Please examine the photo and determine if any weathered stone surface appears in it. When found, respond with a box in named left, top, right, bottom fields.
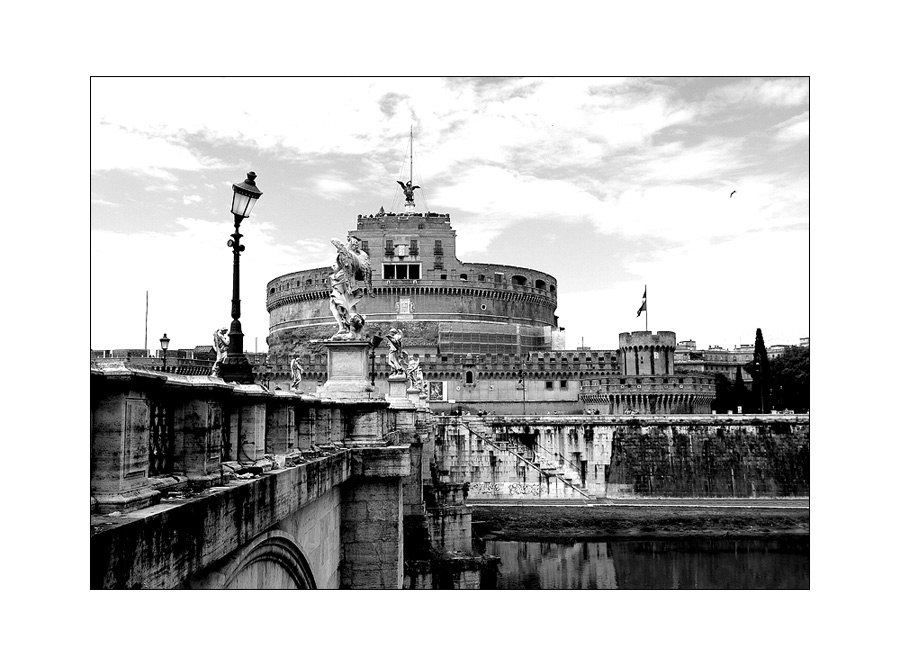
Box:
left=318, top=340, right=375, bottom=398
left=350, top=445, right=411, bottom=478
left=90, top=451, right=351, bottom=589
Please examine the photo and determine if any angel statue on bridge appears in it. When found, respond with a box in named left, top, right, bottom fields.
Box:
left=290, top=358, right=303, bottom=391
left=397, top=180, right=420, bottom=204
left=385, top=328, right=408, bottom=378
left=405, top=356, right=424, bottom=392
left=210, top=327, right=229, bottom=377
left=329, top=235, right=373, bottom=340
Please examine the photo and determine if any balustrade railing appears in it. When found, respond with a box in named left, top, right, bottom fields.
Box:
left=149, top=398, right=175, bottom=476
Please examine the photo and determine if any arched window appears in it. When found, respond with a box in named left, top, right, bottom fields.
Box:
left=465, top=370, right=474, bottom=384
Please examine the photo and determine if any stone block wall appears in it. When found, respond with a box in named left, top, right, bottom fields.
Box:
left=605, top=421, right=809, bottom=497
left=276, top=485, right=342, bottom=589
left=340, top=478, right=404, bottom=589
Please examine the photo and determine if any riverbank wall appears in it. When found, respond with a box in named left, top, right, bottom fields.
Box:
left=436, top=415, right=809, bottom=499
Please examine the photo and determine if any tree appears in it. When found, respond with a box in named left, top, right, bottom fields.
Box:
left=769, top=346, right=810, bottom=412
left=712, top=373, right=734, bottom=413
left=733, top=367, right=751, bottom=414
left=745, top=328, right=770, bottom=413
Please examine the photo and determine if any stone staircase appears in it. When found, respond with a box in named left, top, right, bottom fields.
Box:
left=451, top=418, right=591, bottom=500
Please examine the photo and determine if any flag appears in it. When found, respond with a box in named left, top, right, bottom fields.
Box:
left=636, top=286, right=646, bottom=316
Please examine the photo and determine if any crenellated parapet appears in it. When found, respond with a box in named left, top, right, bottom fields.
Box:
left=618, top=330, right=677, bottom=376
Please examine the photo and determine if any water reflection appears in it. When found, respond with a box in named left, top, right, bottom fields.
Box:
left=484, top=538, right=809, bottom=589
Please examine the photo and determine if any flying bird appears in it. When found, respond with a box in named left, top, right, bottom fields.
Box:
left=730, top=190, right=737, bottom=198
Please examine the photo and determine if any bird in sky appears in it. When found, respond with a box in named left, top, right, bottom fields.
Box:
left=730, top=190, right=737, bottom=198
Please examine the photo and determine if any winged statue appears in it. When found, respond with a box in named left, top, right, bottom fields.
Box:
left=397, top=180, right=420, bottom=204
left=328, top=235, right=373, bottom=340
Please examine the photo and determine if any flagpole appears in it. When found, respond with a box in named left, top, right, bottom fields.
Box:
left=645, top=285, right=648, bottom=332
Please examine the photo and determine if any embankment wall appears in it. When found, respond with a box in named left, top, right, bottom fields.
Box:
left=436, top=416, right=809, bottom=498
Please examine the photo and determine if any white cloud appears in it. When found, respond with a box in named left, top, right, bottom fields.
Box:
left=775, top=112, right=810, bottom=143
left=91, top=123, right=209, bottom=173
left=705, top=77, right=809, bottom=109
left=316, top=178, right=358, bottom=196
left=183, top=194, right=203, bottom=205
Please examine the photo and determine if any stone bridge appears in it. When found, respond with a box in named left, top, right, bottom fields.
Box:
left=90, top=353, right=427, bottom=590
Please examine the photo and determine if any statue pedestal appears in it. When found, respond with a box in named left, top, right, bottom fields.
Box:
left=317, top=340, right=377, bottom=399
left=406, top=387, right=422, bottom=409
left=386, top=375, right=414, bottom=409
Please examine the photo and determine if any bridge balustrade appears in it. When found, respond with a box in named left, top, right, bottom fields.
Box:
left=90, top=360, right=396, bottom=513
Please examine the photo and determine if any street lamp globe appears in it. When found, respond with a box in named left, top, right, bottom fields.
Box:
left=159, top=333, right=170, bottom=372
left=231, top=171, right=263, bottom=220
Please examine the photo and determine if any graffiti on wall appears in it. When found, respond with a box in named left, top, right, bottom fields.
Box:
left=507, top=483, right=543, bottom=496
left=467, top=481, right=543, bottom=496
left=469, top=482, right=503, bottom=495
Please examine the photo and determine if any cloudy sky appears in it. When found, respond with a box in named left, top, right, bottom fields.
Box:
left=91, top=76, right=808, bottom=354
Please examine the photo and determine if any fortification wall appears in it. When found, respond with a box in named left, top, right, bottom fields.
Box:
left=434, top=416, right=809, bottom=499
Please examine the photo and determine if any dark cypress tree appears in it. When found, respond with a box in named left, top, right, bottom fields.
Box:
left=751, top=328, right=770, bottom=413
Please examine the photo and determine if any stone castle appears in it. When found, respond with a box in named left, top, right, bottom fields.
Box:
left=264, top=192, right=714, bottom=415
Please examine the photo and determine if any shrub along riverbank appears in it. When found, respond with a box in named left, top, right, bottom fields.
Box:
left=471, top=504, right=810, bottom=540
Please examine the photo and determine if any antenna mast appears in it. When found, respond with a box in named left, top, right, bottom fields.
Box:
left=409, top=125, right=413, bottom=185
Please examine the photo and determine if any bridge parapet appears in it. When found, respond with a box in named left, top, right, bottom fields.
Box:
left=90, top=360, right=394, bottom=513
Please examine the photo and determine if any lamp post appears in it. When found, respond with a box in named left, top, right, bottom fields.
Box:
left=370, top=334, right=383, bottom=386
left=219, top=171, right=262, bottom=383
left=159, top=333, right=170, bottom=372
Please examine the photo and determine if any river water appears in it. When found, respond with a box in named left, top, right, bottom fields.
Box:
left=483, top=537, right=809, bottom=589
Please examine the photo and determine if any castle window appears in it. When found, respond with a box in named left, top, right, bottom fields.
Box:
left=535, top=279, right=546, bottom=290
left=465, top=370, right=474, bottom=384
left=434, top=240, right=443, bottom=255
left=440, top=274, right=447, bottom=280
left=560, top=380, right=568, bottom=389
left=545, top=380, right=554, bottom=390
left=460, top=273, right=468, bottom=281
left=383, top=263, right=420, bottom=280
left=361, top=240, right=369, bottom=254
left=494, top=272, right=503, bottom=283
left=512, top=275, right=527, bottom=286
left=385, top=239, right=394, bottom=256
left=410, top=239, right=418, bottom=255
left=549, top=284, right=556, bottom=292
left=478, top=274, right=486, bottom=282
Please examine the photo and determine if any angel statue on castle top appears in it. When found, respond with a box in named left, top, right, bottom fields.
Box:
left=397, top=180, right=420, bottom=204
left=328, top=235, right=373, bottom=340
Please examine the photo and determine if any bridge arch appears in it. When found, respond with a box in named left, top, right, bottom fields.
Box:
left=188, top=529, right=317, bottom=590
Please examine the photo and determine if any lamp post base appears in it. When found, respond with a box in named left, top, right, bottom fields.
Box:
left=218, top=355, right=254, bottom=384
